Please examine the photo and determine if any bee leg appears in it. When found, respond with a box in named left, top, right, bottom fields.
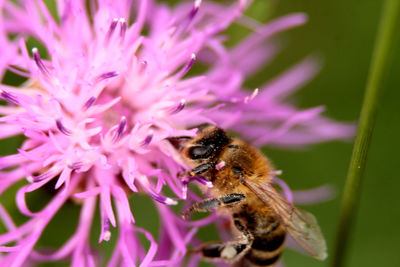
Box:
left=220, top=193, right=246, bottom=205
left=200, top=219, right=253, bottom=263
left=182, top=194, right=245, bottom=219
left=189, top=162, right=215, bottom=176
left=177, top=162, right=215, bottom=180
left=200, top=240, right=250, bottom=262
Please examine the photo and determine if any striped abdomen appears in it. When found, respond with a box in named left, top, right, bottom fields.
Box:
left=235, top=209, right=286, bottom=267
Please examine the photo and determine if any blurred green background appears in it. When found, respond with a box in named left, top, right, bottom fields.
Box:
left=249, top=1, right=400, bottom=267
left=1, top=0, right=399, bottom=267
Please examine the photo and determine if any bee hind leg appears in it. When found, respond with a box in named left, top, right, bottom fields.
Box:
left=199, top=220, right=253, bottom=264
left=182, top=193, right=245, bottom=219
left=199, top=240, right=250, bottom=263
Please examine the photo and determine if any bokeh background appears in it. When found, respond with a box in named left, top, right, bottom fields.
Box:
left=1, top=0, right=399, bottom=267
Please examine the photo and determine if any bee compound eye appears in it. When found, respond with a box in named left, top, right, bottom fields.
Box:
left=189, top=145, right=213, bottom=159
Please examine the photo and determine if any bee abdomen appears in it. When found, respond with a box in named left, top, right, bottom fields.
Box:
left=244, top=249, right=281, bottom=267
left=244, top=225, right=286, bottom=266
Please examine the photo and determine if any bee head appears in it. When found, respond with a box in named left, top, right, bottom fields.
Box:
left=181, top=125, right=232, bottom=164
left=167, top=125, right=231, bottom=163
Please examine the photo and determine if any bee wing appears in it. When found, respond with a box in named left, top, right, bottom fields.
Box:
left=244, top=178, right=328, bottom=260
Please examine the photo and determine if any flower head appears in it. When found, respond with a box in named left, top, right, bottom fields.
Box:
left=0, top=0, right=353, bottom=266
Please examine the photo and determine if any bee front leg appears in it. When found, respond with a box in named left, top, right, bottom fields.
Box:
left=182, top=194, right=245, bottom=219
left=189, top=162, right=215, bottom=176
left=177, top=162, right=216, bottom=181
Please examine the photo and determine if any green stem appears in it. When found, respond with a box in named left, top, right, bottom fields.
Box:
left=332, top=1, right=400, bottom=267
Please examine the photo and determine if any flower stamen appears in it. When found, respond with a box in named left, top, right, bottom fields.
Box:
left=113, top=116, right=127, bottom=143
left=68, top=162, right=83, bottom=170
left=215, top=161, right=226, bottom=170
left=55, top=119, right=72, bottom=136
left=32, top=48, right=50, bottom=77
left=96, top=71, right=119, bottom=82
left=119, top=18, right=127, bottom=41
left=244, top=88, right=259, bottom=104
left=189, top=0, right=202, bottom=20
left=150, top=192, right=178, bottom=205
left=100, top=214, right=111, bottom=242
left=138, top=60, right=148, bottom=74
left=105, top=18, right=119, bottom=43
left=169, top=99, right=186, bottom=115
left=176, top=54, right=196, bottom=78
left=141, top=130, right=154, bottom=146
left=82, top=96, right=96, bottom=110
left=0, top=91, right=19, bottom=105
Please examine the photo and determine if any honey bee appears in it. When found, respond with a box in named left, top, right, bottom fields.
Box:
left=168, top=125, right=327, bottom=266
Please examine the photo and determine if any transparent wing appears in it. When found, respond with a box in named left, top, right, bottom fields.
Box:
left=244, top=178, right=327, bottom=260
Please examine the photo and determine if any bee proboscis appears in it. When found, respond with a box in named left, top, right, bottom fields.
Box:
left=168, top=125, right=327, bottom=266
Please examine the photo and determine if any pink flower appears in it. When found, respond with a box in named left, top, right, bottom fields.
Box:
left=0, top=0, right=353, bottom=266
